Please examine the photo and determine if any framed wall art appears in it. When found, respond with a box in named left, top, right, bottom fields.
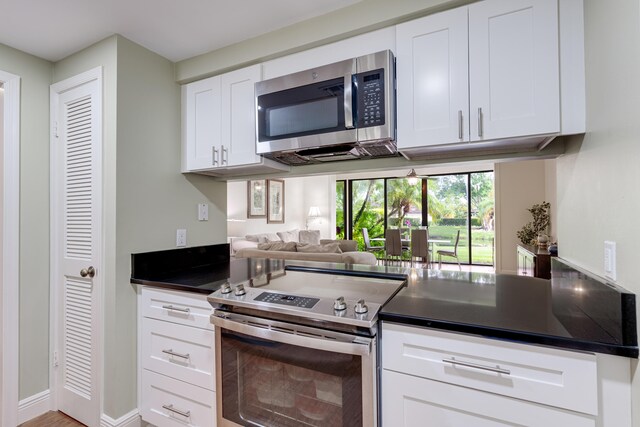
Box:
left=247, top=179, right=267, bottom=218
left=267, top=179, right=285, bottom=224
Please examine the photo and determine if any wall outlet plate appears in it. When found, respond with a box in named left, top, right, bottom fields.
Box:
left=198, top=203, right=208, bottom=221
left=177, top=229, right=187, bottom=247
left=604, top=241, right=616, bottom=281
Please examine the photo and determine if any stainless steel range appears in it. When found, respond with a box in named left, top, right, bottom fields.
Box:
left=208, top=266, right=406, bottom=427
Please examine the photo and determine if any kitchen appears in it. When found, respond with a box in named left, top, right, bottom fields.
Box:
left=1, top=0, right=639, bottom=426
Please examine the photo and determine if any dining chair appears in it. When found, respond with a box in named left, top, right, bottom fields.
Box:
left=437, top=229, right=462, bottom=270
left=362, top=228, right=385, bottom=261
left=385, top=229, right=405, bottom=266
left=410, top=229, right=431, bottom=268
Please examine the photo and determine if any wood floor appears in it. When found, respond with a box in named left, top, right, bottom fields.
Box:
left=20, top=411, right=85, bottom=427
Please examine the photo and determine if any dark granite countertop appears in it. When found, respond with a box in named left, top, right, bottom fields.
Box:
left=130, top=245, right=638, bottom=358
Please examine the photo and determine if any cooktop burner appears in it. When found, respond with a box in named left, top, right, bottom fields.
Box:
left=207, top=267, right=406, bottom=329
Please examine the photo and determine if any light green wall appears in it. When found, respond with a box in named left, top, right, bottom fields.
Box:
left=111, top=36, right=227, bottom=418
left=175, top=0, right=472, bottom=83
left=555, top=0, right=640, bottom=424
left=0, top=43, right=53, bottom=400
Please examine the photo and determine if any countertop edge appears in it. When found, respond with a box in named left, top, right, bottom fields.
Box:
left=379, top=313, right=639, bottom=359
left=130, top=278, right=216, bottom=295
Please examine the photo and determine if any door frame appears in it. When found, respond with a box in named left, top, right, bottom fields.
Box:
left=49, top=66, right=104, bottom=425
left=1, top=70, right=21, bottom=427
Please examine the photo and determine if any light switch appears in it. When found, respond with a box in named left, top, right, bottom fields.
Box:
left=177, top=229, right=187, bottom=247
left=198, top=203, right=209, bottom=221
left=604, top=241, right=616, bottom=281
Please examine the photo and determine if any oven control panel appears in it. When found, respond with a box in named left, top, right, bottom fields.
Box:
left=255, top=292, right=319, bottom=309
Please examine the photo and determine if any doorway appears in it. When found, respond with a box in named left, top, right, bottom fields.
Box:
left=1, top=70, right=21, bottom=427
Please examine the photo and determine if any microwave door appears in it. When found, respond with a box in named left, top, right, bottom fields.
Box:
left=256, top=76, right=357, bottom=153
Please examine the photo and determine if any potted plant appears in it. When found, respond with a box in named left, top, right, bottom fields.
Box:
left=517, top=201, right=551, bottom=247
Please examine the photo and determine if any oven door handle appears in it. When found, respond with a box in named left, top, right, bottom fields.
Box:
left=212, top=314, right=372, bottom=356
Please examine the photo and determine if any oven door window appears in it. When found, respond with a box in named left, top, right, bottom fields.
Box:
left=257, top=77, right=348, bottom=142
left=220, top=327, right=363, bottom=427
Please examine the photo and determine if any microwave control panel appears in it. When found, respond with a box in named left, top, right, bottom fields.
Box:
left=355, top=68, right=385, bottom=128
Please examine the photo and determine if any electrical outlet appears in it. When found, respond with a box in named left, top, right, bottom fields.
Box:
left=176, top=229, right=187, bottom=247
left=604, top=241, right=616, bottom=281
left=198, top=203, right=209, bottom=221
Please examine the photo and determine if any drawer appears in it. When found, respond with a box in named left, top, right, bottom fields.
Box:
left=381, top=322, right=598, bottom=415
left=142, top=317, right=215, bottom=391
left=382, top=370, right=595, bottom=427
left=141, top=369, right=215, bottom=427
left=141, top=286, right=213, bottom=329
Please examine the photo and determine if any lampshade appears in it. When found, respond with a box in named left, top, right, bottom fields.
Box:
left=226, top=218, right=246, bottom=237
left=406, top=169, right=419, bottom=185
left=307, top=206, right=321, bottom=218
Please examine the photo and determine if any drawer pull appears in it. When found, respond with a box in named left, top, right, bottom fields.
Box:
left=162, top=304, right=190, bottom=314
left=162, top=404, right=191, bottom=418
left=162, top=348, right=190, bottom=360
left=442, top=357, right=510, bottom=375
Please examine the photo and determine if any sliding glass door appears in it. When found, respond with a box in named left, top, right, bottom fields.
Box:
left=336, top=170, right=494, bottom=266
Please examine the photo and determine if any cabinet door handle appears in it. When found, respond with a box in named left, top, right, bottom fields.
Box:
left=458, top=110, right=463, bottom=140
left=162, top=404, right=191, bottom=418
left=442, top=357, right=510, bottom=375
left=477, top=107, right=483, bottom=138
left=212, top=147, right=219, bottom=166
left=162, top=348, right=190, bottom=360
left=161, top=304, right=190, bottom=314
left=221, top=145, right=228, bottom=165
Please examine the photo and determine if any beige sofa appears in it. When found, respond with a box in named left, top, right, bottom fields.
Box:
left=235, top=239, right=377, bottom=266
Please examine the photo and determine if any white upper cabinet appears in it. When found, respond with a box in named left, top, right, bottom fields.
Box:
left=221, top=64, right=262, bottom=167
left=182, top=64, right=289, bottom=175
left=469, top=0, right=559, bottom=141
left=396, top=7, right=469, bottom=149
left=397, top=0, right=575, bottom=154
left=182, top=76, right=221, bottom=171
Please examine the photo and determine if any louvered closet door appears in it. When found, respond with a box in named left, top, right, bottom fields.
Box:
left=53, top=71, right=102, bottom=427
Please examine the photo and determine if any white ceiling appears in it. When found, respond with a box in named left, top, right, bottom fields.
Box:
left=1, top=0, right=360, bottom=62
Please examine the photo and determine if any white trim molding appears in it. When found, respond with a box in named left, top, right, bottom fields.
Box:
left=100, top=409, right=141, bottom=427
left=1, top=69, right=21, bottom=427
left=18, top=390, right=51, bottom=424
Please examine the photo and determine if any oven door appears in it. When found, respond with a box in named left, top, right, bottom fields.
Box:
left=212, top=311, right=376, bottom=427
left=255, top=58, right=357, bottom=154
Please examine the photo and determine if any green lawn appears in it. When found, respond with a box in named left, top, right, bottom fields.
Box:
left=428, top=225, right=494, bottom=265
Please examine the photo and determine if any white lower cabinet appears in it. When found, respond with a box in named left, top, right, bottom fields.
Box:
left=139, top=286, right=216, bottom=427
left=381, top=322, right=632, bottom=427
left=382, top=370, right=594, bottom=427
left=141, top=370, right=216, bottom=427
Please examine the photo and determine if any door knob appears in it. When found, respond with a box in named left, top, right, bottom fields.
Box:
left=80, top=266, right=96, bottom=278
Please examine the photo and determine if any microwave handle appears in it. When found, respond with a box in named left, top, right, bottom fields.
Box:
left=344, top=74, right=354, bottom=129
left=212, top=312, right=371, bottom=356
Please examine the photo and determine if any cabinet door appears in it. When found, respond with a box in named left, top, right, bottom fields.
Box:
left=221, top=64, right=262, bottom=167
left=469, top=0, right=559, bottom=142
left=182, top=76, right=221, bottom=171
left=382, top=370, right=595, bottom=427
left=396, top=7, right=469, bottom=149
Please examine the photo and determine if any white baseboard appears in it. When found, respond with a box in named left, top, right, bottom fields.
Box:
left=101, top=409, right=141, bottom=427
left=18, top=389, right=51, bottom=424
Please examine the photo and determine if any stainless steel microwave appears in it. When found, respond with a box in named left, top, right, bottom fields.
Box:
left=255, top=50, right=396, bottom=165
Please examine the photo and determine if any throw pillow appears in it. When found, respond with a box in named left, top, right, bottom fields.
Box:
left=277, top=229, right=300, bottom=242
left=320, top=239, right=358, bottom=252
left=299, top=230, right=321, bottom=245
left=297, top=242, right=342, bottom=253
left=257, top=241, right=297, bottom=252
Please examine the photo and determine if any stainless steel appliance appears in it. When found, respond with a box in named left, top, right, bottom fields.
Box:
left=255, top=50, right=396, bottom=165
left=208, top=266, right=406, bottom=427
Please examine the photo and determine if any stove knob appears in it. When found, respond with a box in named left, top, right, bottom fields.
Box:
left=333, top=296, right=347, bottom=311
left=354, top=299, right=368, bottom=314
left=220, top=282, right=232, bottom=294
left=234, top=284, right=246, bottom=296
